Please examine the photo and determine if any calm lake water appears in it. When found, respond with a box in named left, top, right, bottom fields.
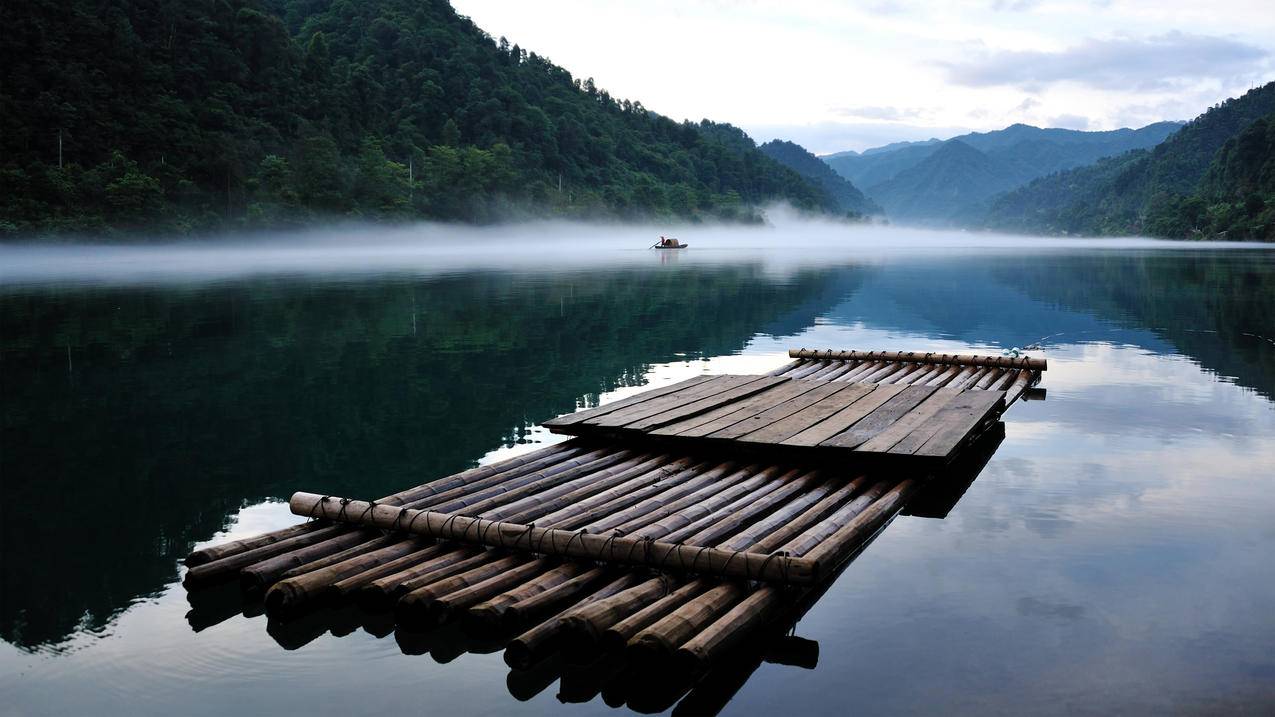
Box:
left=3, top=223, right=1274, bottom=715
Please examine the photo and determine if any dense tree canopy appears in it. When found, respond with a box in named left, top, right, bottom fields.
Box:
left=0, top=0, right=831, bottom=236
left=984, top=82, right=1275, bottom=239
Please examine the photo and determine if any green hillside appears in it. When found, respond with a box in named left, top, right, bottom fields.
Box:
left=0, top=0, right=828, bottom=236
left=985, top=82, right=1275, bottom=239
left=759, top=140, right=881, bottom=216
left=825, top=122, right=1179, bottom=224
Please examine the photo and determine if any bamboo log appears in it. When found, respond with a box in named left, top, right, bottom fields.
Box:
left=417, top=559, right=552, bottom=626
left=1005, top=370, right=1036, bottom=405
left=463, top=561, right=590, bottom=627
left=627, top=582, right=746, bottom=666
left=836, top=360, right=885, bottom=382
left=767, top=359, right=807, bottom=376
left=288, top=493, right=814, bottom=583
left=499, top=567, right=611, bottom=628
left=184, top=441, right=581, bottom=568
left=731, top=476, right=867, bottom=552
left=185, top=521, right=326, bottom=567
left=787, top=360, right=829, bottom=379
left=504, top=574, right=641, bottom=670
left=578, top=461, right=742, bottom=533
left=975, top=367, right=1004, bottom=389
left=805, top=478, right=921, bottom=577
left=264, top=538, right=430, bottom=614
left=860, top=362, right=904, bottom=383
left=620, top=466, right=784, bottom=539
left=924, top=365, right=963, bottom=387
left=536, top=459, right=706, bottom=529
left=600, top=581, right=706, bottom=653
left=327, top=543, right=447, bottom=599
left=556, top=577, right=675, bottom=660
left=788, top=348, right=1047, bottom=371
left=395, top=554, right=532, bottom=627
left=486, top=453, right=668, bottom=523
left=660, top=469, right=814, bottom=546
left=238, top=529, right=382, bottom=592
left=276, top=535, right=402, bottom=582
left=878, top=363, right=923, bottom=385
left=359, top=546, right=486, bottom=609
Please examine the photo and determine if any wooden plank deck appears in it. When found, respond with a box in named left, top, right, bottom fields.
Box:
left=544, top=350, right=1043, bottom=465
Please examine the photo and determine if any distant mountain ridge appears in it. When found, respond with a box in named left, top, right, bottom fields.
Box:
left=984, top=82, right=1275, bottom=239
left=823, top=122, right=1182, bottom=224
left=759, top=140, right=881, bottom=216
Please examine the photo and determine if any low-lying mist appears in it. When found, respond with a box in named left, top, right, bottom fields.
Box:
left=1, top=208, right=1268, bottom=288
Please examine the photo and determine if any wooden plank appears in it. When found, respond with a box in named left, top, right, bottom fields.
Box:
left=652, top=379, right=828, bottom=437
left=585, top=376, right=749, bottom=427
left=855, top=386, right=963, bottom=453
left=911, top=390, right=1006, bottom=458
left=623, top=375, right=789, bottom=432
left=707, top=381, right=855, bottom=440
left=821, top=384, right=939, bottom=449
left=542, top=375, right=713, bottom=427
left=737, top=383, right=877, bottom=445
left=780, top=383, right=908, bottom=447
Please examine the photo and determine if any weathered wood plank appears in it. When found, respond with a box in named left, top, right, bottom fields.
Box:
left=653, top=379, right=827, bottom=437
left=707, top=381, right=856, bottom=440
left=542, top=375, right=713, bottom=427
left=585, top=376, right=748, bottom=427
left=736, top=383, right=876, bottom=445
left=855, top=386, right=963, bottom=453
left=912, top=390, right=1006, bottom=458
left=781, top=383, right=908, bottom=447
left=623, top=375, right=789, bottom=431
left=821, top=384, right=939, bottom=449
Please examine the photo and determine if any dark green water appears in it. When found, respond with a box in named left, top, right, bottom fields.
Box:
left=3, top=229, right=1274, bottom=715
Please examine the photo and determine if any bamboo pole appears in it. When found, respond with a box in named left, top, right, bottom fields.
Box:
left=264, top=538, right=431, bottom=613
left=767, top=359, right=807, bottom=376
left=536, top=459, right=707, bottom=529
left=456, top=560, right=591, bottom=627
left=600, top=581, right=707, bottom=653
left=836, top=360, right=885, bottom=382
left=788, top=348, right=1047, bottom=371
left=504, top=574, right=641, bottom=669
left=184, top=441, right=581, bottom=568
left=327, top=543, right=447, bottom=600
left=359, top=546, right=486, bottom=609
left=184, top=442, right=591, bottom=587
left=498, top=567, right=612, bottom=628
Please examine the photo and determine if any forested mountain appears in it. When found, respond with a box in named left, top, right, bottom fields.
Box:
left=866, top=141, right=1016, bottom=222
left=985, top=82, right=1275, bottom=239
left=0, top=0, right=831, bottom=236
left=759, top=140, right=881, bottom=216
left=823, top=122, right=1180, bottom=224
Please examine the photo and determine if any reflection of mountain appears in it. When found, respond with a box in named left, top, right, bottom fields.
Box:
left=822, top=253, right=1275, bottom=401
left=0, top=265, right=864, bottom=650
left=991, top=252, right=1275, bottom=402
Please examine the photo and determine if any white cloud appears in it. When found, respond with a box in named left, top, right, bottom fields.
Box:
left=941, top=32, right=1269, bottom=90
left=452, top=0, right=1275, bottom=153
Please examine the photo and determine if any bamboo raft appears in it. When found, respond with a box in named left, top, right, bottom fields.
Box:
left=183, top=348, right=1044, bottom=710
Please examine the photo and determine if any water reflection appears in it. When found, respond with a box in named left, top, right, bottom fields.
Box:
left=3, top=239, right=1275, bottom=715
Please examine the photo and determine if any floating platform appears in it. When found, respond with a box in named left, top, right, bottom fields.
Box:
left=544, top=350, right=1042, bottom=466
left=182, top=348, right=1044, bottom=710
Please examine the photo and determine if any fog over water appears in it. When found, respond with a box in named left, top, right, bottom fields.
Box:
left=3, top=212, right=1270, bottom=287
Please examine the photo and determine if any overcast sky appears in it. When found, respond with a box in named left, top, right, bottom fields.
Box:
left=451, top=0, right=1275, bottom=153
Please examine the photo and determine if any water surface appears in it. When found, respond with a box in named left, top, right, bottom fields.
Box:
left=3, top=224, right=1274, bottom=715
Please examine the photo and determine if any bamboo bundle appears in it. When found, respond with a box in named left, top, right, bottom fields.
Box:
left=676, top=479, right=922, bottom=671
left=396, top=554, right=535, bottom=627
left=504, top=573, right=642, bottom=669
left=458, top=561, right=590, bottom=627
left=836, top=360, right=885, bottom=382
left=599, top=581, right=707, bottom=653
left=265, top=538, right=431, bottom=613
left=185, top=441, right=582, bottom=568
left=485, top=567, right=612, bottom=629
left=788, top=348, right=1047, bottom=371
left=767, top=359, right=807, bottom=376
left=359, top=546, right=488, bottom=609
left=276, top=535, right=405, bottom=581
left=184, top=441, right=593, bottom=587
left=412, top=559, right=554, bottom=626
left=326, top=543, right=449, bottom=599
left=537, top=459, right=710, bottom=529
left=578, top=461, right=745, bottom=533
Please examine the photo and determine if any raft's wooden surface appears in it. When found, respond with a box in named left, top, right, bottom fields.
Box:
left=544, top=351, right=1041, bottom=465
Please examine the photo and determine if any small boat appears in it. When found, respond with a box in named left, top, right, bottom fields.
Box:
left=654, top=242, right=688, bottom=249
